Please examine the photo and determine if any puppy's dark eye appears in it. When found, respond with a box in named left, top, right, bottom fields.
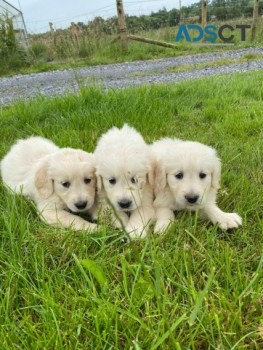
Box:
left=62, top=181, right=70, bottom=188
left=109, top=178, right=116, bottom=185
left=84, top=178, right=91, bottom=184
left=175, top=172, right=184, bottom=180
left=131, top=177, right=137, bottom=184
left=199, top=172, right=207, bottom=179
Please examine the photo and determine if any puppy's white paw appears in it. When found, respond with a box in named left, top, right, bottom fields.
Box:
left=216, top=212, right=242, bottom=230
left=69, top=221, right=98, bottom=232
left=125, top=225, right=148, bottom=239
left=112, top=212, right=129, bottom=229
left=154, top=220, right=171, bottom=234
left=114, top=219, right=126, bottom=229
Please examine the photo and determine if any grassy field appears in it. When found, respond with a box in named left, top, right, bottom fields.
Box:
left=0, top=71, right=262, bottom=349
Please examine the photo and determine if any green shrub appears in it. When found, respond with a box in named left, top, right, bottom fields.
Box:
left=78, top=41, right=93, bottom=58
left=0, top=15, right=30, bottom=74
left=29, top=41, right=48, bottom=59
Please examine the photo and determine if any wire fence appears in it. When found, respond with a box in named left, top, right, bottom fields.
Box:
left=1, top=0, right=263, bottom=63
left=0, top=0, right=262, bottom=75
left=1, top=1, right=261, bottom=36
left=0, top=0, right=28, bottom=47
left=26, top=1, right=262, bottom=35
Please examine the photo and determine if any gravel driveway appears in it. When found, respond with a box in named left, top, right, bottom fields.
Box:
left=1, top=47, right=263, bottom=106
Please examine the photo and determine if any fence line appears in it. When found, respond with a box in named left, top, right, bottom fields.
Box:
left=251, top=0, right=259, bottom=40
left=113, top=0, right=261, bottom=50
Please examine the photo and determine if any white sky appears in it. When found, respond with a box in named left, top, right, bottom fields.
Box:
left=8, top=0, right=197, bottom=34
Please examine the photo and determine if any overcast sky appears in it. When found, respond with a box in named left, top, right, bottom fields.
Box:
left=7, top=0, right=197, bottom=34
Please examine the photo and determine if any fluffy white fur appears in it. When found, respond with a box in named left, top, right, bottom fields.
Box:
left=1, top=136, right=98, bottom=231
left=151, top=138, right=242, bottom=233
left=94, top=124, right=155, bottom=239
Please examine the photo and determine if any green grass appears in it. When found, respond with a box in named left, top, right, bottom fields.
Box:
left=0, top=71, right=262, bottom=349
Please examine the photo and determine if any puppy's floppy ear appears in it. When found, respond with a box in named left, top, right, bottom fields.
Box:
left=154, top=159, right=167, bottom=194
left=211, top=153, right=221, bottom=190
left=35, top=160, right=54, bottom=199
left=147, top=156, right=156, bottom=188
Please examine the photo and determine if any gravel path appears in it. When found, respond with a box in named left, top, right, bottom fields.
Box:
left=1, top=47, right=263, bottom=106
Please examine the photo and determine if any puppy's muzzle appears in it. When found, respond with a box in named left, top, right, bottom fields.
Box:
left=74, top=201, right=88, bottom=210
left=185, top=195, right=199, bottom=204
left=118, top=199, right=132, bottom=210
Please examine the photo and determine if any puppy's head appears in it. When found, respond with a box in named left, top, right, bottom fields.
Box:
left=35, top=148, right=96, bottom=212
left=97, top=158, right=153, bottom=212
left=155, top=140, right=221, bottom=210
left=95, top=125, right=154, bottom=212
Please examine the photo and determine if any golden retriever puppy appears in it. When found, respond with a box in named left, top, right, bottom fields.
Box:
left=1, top=136, right=98, bottom=231
left=94, top=124, right=155, bottom=239
left=152, top=138, right=242, bottom=233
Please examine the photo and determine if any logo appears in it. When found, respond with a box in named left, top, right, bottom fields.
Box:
left=175, top=24, right=251, bottom=45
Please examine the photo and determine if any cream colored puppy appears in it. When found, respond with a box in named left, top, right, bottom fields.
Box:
left=152, top=138, right=242, bottom=233
left=1, top=136, right=98, bottom=231
left=94, top=124, right=155, bottom=239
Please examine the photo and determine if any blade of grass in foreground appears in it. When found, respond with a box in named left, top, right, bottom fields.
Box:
left=189, top=267, right=215, bottom=326
left=151, top=314, right=188, bottom=350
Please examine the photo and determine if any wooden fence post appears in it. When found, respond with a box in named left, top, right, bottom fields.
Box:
left=201, top=0, right=207, bottom=29
left=116, top=0, right=128, bottom=50
left=251, top=0, right=259, bottom=41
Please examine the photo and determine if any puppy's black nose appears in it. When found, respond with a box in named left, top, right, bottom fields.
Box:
left=118, top=199, right=132, bottom=209
left=75, top=201, right=88, bottom=210
left=185, top=195, right=199, bottom=204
